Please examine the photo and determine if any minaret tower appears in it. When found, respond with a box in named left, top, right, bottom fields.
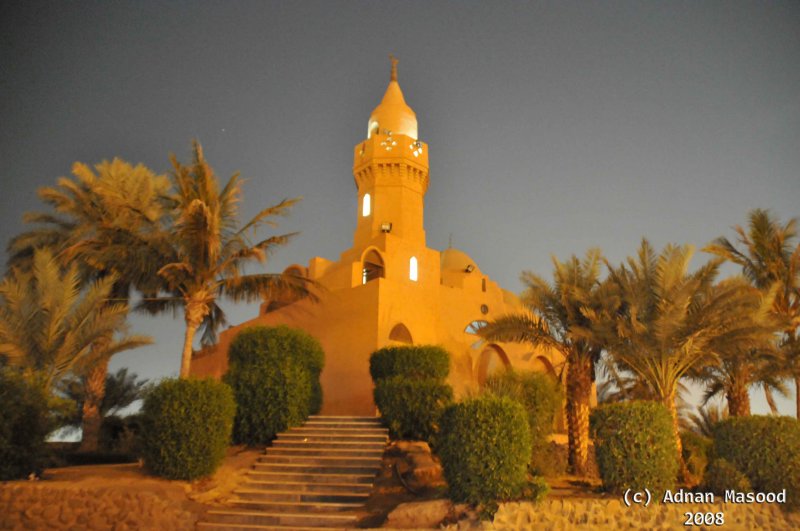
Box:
left=352, top=57, right=430, bottom=249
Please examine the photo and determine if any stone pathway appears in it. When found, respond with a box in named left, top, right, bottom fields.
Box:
left=198, top=416, right=388, bottom=530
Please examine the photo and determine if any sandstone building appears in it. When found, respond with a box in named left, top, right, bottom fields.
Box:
left=192, top=60, right=562, bottom=415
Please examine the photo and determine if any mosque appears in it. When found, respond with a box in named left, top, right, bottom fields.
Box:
left=191, top=59, right=563, bottom=415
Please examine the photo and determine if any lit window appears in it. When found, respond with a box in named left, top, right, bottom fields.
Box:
left=409, top=256, right=418, bottom=282
left=362, top=193, right=371, bottom=217
left=465, top=320, right=488, bottom=334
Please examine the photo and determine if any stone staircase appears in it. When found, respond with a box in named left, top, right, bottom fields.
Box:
left=198, top=416, right=387, bottom=530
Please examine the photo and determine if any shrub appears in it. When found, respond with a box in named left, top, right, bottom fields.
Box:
left=99, top=414, right=143, bottom=454
left=713, top=416, right=800, bottom=509
left=369, top=345, right=450, bottom=381
left=703, top=458, right=751, bottom=495
left=484, top=371, right=561, bottom=450
left=141, top=378, right=235, bottom=480
left=438, top=395, right=532, bottom=510
left=0, top=370, right=53, bottom=480
left=681, top=430, right=712, bottom=488
left=373, top=376, right=453, bottom=442
left=590, top=401, right=678, bottom=498
left=225, top=326, right=325, bottom=444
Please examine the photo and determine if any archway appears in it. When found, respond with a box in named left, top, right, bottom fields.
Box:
left=362, top=249, right=385, bottom=284
left=389, top=323, right=413, bottom=344
left=476, top=344, right=511, bottom=386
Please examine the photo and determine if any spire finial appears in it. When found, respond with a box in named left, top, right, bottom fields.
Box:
left=389, top=54, right=398, bottom=82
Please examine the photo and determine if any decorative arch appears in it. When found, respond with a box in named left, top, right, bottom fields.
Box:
left=476, top=344, right=511, bottom=386
left=361, top=248, right=385, bottom=284
left=389, top=323, right=413, bottom=344
left=464, top=320, right=488, bottom=334
left=529, top=355, right=558, bottom=380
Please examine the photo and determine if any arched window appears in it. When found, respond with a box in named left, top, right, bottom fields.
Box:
left=389, top=323, right=413, bottom=344
left=465, top=320, right=488, bottom=334
left=362, top=249, right=384, bottom=284
left=409, top=256, right=418, bottom=281
left=362, top=193, right=371, bottom=217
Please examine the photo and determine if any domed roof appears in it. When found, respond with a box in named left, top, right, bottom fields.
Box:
left=368, top=57, right=418, bottom=139
left=440, top=248, right=482, bottom=274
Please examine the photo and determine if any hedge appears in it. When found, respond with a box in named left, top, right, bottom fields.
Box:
left=369, top=345, right=450, bottom=381
left=0, top=370, right=53, bottom=480
left=373, top=376, right=453, bottom=442
left=713, top=416, right=800, bottom=510
left=681, top=430, right=712, bottom=488
left=590, top=401, right=678, bottom=498
left=704, top=458, right=752, bottom=495
left=438, top=395, right=532, bottom=509
left=225, top=326, right=325, bottom=444
left=484, top=371, right=561, bottom=450
left=140, top=378, right=235, bottom=480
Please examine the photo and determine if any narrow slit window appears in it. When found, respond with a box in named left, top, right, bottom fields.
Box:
left=362, top=193, right=371, bottom=217
left=409, top=256, right=418, bottom=282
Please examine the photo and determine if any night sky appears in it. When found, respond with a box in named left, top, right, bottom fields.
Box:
left=2, top=1, right=799, bottom=415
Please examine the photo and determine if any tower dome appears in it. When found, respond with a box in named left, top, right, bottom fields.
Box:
left=367, top=56, right=418, bottom=139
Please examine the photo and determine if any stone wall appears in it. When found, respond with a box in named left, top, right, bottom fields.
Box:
left=485, top=500, right=800, bottom=530
left=0, top=484, right=196, bottom=531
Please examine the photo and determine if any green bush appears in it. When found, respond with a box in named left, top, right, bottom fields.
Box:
left=373, top=376, right=453, bottom=442
left=681, top=430, right=712, bottom=488
left=590, top=401, right=678, bottom=498
left=703, top=458, right=751, bottom=495
left=369, top=345, right=450, bottom=381
left=713, top=416, right=800, bottom=509
left=484, top=371, right=561, bottom=450
left=225, top=326, right=325, bottom=444
left=438, top=395, right=532, bottom=510
left=141, top=378, right=235, bottom=480
left=99, top=414, right=143, bottom=454
left=0, top=370, right=53, bottom=480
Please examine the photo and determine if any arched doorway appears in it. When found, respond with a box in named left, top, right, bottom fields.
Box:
left=476, top=344, right=511, bottom=386
left=389, top=323, right=413, bottom=344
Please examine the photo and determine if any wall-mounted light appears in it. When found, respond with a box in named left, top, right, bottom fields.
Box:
left=381, top=222, right=393, bottom=233
left=465, top=264, right=475, bottom=273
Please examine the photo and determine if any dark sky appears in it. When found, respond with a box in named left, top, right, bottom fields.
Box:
left=2, top=1, right=799, bottom=415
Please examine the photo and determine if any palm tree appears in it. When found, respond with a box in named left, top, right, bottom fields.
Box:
left=7, top=158, right=168, bottom=451
left=146, top=142, right=314, bottom=377
left=599, top=240, right=777, bottom=474
left=691, top=330, right=786, bottom=417
left=704, top=209, right=800, bottom=418
left=680, top=404, right=728, bottom=438
left=478, top=249, right=612, bottom=476
left=61, top=368, right=150, bottom=427
left=0, top=249, right=150, bottom=392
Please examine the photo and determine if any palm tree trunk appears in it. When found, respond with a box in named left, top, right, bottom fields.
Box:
left=727, top=384, right=751, bottom=417
left=796, top=376, right=800, bottom=420
left=765, top=387, right=779, bottom=415
left=566, top=356, right=592, bottom=476
left=180, top=299, right=208, bottom=378
left=180, top=319, right=199, bottom=378
left=665, top=396, right=688, bottom=484
left=78, top=358, right=108, bottom=452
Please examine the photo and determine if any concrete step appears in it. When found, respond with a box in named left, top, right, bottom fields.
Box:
left=229, top=498, right=364, bottom=513
left=265, top=446, right=384, bottom=458
left=252, top=462, right=381, bottom=475
left=198, top=523, right=347, bottom=531
left=245, top=470, right=376, bottom=484
left=234, top=488, right=369, bottom=503
left=204, top=509, right=357, bottom=528
left=242, top=478, right=374, bottom=493
left=277, top=432, right=387, bottom=443
left=272, top=439, right=386, bottom=450
left=304, top=420, right=384, bottom=429
left=287, top=426, right=388, bottom=435
left=257, top=455, right=382, bottom=466
left=308, top=415, right=379, bottom=423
